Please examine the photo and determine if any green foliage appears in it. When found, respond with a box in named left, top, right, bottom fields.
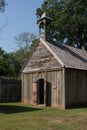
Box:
left=0, top=32, right=37, bottom=78
left=0, top=48, right=8, bottom=76
left=14, top=32, right=37, bottom=73
left=0, top=48, right=21, bottom=77
left=7, top=52, right=21, bottom=77
left=14, top=32, right=37, bottom=62
left=36, top=0, right=87, bottom=49
left=14, top=39, right=38, bottom=73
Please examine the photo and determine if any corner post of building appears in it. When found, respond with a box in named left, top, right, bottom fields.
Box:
left=21, top=73, right=24, bottom=103
left=44, top=80, right=46, bottom=106
left=62, top=67, right=66, bottom=109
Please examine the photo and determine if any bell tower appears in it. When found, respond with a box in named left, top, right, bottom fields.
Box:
left=37, top=0, right=53, bottom=41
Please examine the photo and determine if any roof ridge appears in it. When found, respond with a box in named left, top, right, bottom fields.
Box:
left=40, top=38, right=65, bottom=67
left=54, top=41, right=87, bottom=53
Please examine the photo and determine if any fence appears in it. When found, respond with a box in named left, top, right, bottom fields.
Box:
left=0, top=78, right=21, bottom=103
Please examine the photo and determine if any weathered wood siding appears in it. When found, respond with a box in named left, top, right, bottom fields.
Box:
left=22, top=39, right=87, bottom=109
left=46, top=70, right=65, bottom=108
left=22, top=72, right=45, bottom=104
left=22, top=74, right=33, bottom=104
left=65, top=69, right=87, bottom=108
left=22, top=40, right=65, bottom=108
left=23, top=42, right=62, bottom=72
left=22, top=69, right=65, bottom=109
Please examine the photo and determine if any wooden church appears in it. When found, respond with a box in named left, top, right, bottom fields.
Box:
left=21, top=7, right=87, bottom=109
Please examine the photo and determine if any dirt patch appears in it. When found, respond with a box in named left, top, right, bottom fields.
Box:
left=48, top=118, right=65, bottom=124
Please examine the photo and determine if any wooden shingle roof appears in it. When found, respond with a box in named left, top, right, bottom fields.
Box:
left=22, top=38, right=87, bottom=73
left=42, top=39, right=87, bottom=70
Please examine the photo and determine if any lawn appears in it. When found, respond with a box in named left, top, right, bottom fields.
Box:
left=0, top=103, right=87, bottom=130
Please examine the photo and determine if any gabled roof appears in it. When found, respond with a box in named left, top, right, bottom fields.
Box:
left=22, top=38, right=87, bottom=73
left=40, top=38, right=87, bottom=70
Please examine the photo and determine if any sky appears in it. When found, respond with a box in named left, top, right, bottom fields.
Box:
left=0, top=0, right=43, bottom=53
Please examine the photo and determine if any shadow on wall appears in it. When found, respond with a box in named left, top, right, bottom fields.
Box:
left=0, top=104, right=42, bottom=114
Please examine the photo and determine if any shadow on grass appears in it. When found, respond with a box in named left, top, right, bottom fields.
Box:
left=0, top=104, right=42, bottom=114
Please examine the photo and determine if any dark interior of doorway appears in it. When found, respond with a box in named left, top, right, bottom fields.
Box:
left=37, top=79, right=44, bottom=104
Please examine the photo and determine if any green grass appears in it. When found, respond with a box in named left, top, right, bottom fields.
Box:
left=0, top=103, right=87, bottom=130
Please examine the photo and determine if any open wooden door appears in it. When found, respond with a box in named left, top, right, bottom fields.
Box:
left=46, top=81, right=51, bottom=106
left=32, top=79, right=45, bottom=105
left=32, top=78, right=51, bottom=106
left=32, top=82, right=37, bottom=105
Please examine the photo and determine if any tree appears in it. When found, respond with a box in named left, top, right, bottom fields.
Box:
left=0, top=0, right=7, bottom=33
left=14, top=38, right=37, bottom=77
left=0, top=1, right=8, bottom=78
left=0, top=48, right=9, bottom=76
left=14, top=32, right=37, bottom=66
left=0, top=0, right=6, bottom=12
left=15, top=32, right=37, bottom=53
left=0, top=32, right=37, bottom=78
left=7, top=52, right=21, bottom=78
left=0, top=49, right=21, bottom=78
left=36, top=0, right=87, bottom=49
left=15, top=32, right=37, bottom=50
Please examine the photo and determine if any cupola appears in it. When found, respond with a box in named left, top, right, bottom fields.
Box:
left=37, top=1, right=53, bottom=42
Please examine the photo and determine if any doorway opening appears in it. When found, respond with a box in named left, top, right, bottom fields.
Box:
left=33, top=78, right=51, bottom=106
left=37, top=79, right=44, bottom=105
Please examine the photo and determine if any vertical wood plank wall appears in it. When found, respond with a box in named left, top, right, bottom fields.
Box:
left=65, top=69, right=87, bottom=108
left=22, top=68, right=87, bottom=108
left=22, top=69, right=65, bottom=108
left=23, top=74, right=33, bottom=104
